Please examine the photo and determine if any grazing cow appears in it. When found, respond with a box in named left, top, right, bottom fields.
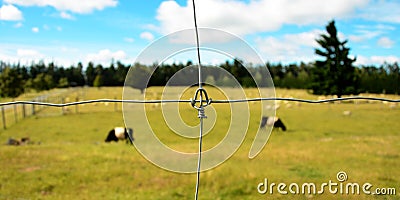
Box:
left=260, top=116, right=287, bottom=131
left=6, top=137, right=32, bottom=146
left=105, top=127, right=134, bottom=144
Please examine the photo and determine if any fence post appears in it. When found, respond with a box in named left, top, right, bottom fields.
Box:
left=32, top=101, right=36, bottom=115
left=1, top=106, right=6, bottom=130
left=22, top=104, right=26, bottom=118
left=14, top=104, right=18, bottom=123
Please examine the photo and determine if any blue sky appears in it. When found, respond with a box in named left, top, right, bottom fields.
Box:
left=0, top=0, right=399, bottom=67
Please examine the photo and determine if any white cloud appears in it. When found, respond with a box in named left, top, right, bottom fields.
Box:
left=0, top=48, right=53, bottom=65
left=14, top=22, right=23, bottom=28
left=60, top=11, right=74, bottom=20
left=140, top=32, right=154, bottom=41
left=16, top=49, right=46, bottom=63
left=358, top=0, right=400, bottom=23
left=156, top=0, right=368, bottom=36
left=32, top=27, right=39, bottom=33
left=349, top=30, right=381, bottom=43
left=0, top=4, right=23, bottom=21
left=165, top=28, right=237, bottom=45
left=144, top=23, right=160, bottom=33
left=356, top=55, right=400, bottom=65
left=4, top=0, right=118, bottom=14
left=377, top=37, right=394, bottom=48
left=56, top=26, right=62, bottom=31
left=85, top=49, right=127, bottom=65
left=348, top=24, right=396, bottom=43
left=0, top=42, right=140, bottom=67
left=17, top=49, right=43, bottom=57
left=374, top=24, right=396, bottom=31
left=284, top=30, right=324, bottom=47
left=124, top=37, right=134, bottom=43
left=256, top=29, right=323, bottom=63
left=60, top=46, right=79, bottom=53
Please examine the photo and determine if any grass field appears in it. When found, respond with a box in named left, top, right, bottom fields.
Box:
left=0, top=87, right=399, bottom=199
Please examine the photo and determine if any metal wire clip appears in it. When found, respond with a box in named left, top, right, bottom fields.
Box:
left=190, top=88, right=212, bottom=119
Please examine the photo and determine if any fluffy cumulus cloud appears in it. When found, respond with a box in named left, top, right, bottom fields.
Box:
left=85, top=49, right=127, bottom=65
left=3, top=47, right=74, bottom=66
left=256, top=29, right=324, bottom=63
left=4, top=0, right=117, bottom=14
left=0, top=4, right=23, bottom=21
left=14, top=49, right=47, bottom=63
left=17, top=49, right=43, bottom=57
left=140, top=32, right=155, bottom=41
left=156, top=0, right=369, bottom=36
left=377, top=37, right=395, bottom=48
left=357, top=55, right=400, bottom=65
left=60, top=11, right=74, bottom=20
left=32, top=27, right=39, bottom=33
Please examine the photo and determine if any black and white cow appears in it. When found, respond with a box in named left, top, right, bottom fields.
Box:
left=260, top=116, right=287, bottom=131
left=6, top=137, right=32, bottom=146
left=105, top=127, right=134, bottom=144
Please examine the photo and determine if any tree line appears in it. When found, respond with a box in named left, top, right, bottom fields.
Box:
left=0, top=59, right=398, bottom=98
left=0, top=20, right=399, bottom=98
left=268, top=61, right=399, bottom=95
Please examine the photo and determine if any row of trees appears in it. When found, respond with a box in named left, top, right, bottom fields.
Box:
left=0, top=20, right=399, bottom=98
left=0, top=60, right=129, bottom=98
left=270, top=62, right=399, bottom=94
left=1, top=58, right=399, bottom=97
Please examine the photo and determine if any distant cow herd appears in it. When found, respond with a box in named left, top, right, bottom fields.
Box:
left=102, top=116, right=286, bottom=144
left=4, top=117, right=286, bottom=146
left=103, top=116, right=286, bottom=144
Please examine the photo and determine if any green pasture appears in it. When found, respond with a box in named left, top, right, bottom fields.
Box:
left=0, top=87, right=399, bottom=199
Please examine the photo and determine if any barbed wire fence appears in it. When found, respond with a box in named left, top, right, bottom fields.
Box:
left=0, top=89, right=123, bottom=130
left=1, top=95, right=399, bottom=130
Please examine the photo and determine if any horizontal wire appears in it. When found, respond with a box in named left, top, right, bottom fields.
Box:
left=212, top=97, right=400, bottom=103
left=0, top=99, right=190, bottom=107
left=0, top=97, right=399, bottom=107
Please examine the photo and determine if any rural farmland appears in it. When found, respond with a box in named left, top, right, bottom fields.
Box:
left=1, top=0, right=400, bottom=199
left=0, top=87, right=399, bottom=199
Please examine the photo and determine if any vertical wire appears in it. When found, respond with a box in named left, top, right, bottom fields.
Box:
left=192, top=0, right=204, bottom=200
left=195, top=97, right=204, bottom=200
left=192, top=0, right=203, bottom=89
